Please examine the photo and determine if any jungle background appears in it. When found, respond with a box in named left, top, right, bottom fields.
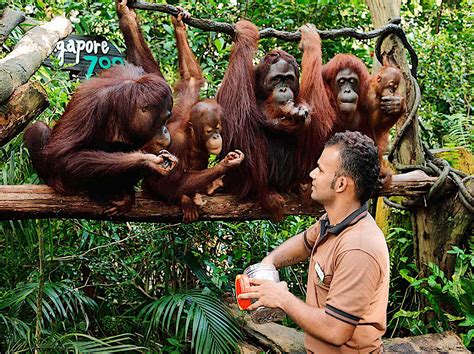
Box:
left=0, top=0, right=472, bottom=352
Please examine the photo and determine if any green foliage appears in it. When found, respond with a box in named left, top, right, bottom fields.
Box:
left=389, top=242, right=474, bottom=350
left=0, top=278, right=142, bottom=352
left=139, top=289, right=242, bottom=353
left=0, top=281, right=96, bottom=327
left=402, top=0, right=473, bottom=151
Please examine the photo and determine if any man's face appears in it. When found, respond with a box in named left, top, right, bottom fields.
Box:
left=309, top=146, right=342, bottom=204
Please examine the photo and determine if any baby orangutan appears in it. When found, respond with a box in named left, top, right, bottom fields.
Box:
left=142, top=100, right=245, bottom=222
left=366, top=61, right=406, bottom=186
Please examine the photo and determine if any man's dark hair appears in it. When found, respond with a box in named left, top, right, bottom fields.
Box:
left=325, top=131, right=380, bottom=203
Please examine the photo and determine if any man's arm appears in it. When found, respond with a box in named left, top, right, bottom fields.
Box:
left=261, top=232, right=311, bottom=268
left=282, top=292, right=356, bottom=346
left=240, top=249, right=383, bottom=347
left=262, top=223, right=319, bottom=268
left=240, top=279, right=355, bottom=346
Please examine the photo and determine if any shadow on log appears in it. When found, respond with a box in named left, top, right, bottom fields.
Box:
left=0, top=171, right=443, bottom=222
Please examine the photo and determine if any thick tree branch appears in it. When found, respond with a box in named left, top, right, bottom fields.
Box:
left=0, top=16, right=72, bottom=104
left=0, top=8, right=26, bottom=47
left=129, top=1, right=399, bottom=40
left=0, top=171, right=446, bottom=222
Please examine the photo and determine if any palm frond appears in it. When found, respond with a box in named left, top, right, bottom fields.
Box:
left=50, top=333, right=146, bottom=353
left=139, top=289, right=242, bottom=354
left=446, top=113, right=473, bottom=150
left=0, top=314, right=31, bottom=341
left=182, top=252, right=224, bottom=293
left=0, top=281, right=97, bottom=327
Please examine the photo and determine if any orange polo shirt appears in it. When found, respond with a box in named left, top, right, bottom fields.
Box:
left=303, top=204, right=389, bottom=353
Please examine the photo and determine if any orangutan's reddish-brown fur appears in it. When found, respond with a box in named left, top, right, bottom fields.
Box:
left=322, top=53, right=406, bottom=187
left=217, top=21, right=282, bottom=218
left=322, top=53, right=371, bottom=132
left=217, top=21, right=332, bottom=219
left=365, top=64, right=406, bottom=186
left=24, top=63, right=174, bottom=214
left=296, top=24, right=337, bottom=183
left=117, top=1, right=243, bottom=222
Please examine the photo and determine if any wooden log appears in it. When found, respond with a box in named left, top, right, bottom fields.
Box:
left=0, top=8, right=26, bottom=47
left=0, top=81, right=48, bottom=146
left=0, top=16, right=72, bottom=104
left=0, top=171, right=441, bottom=221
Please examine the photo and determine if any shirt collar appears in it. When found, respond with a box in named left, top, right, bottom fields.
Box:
left=320, top=203, right=368, bottom=237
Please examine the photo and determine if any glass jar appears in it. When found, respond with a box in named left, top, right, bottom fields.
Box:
left=243, top=263, right=286, bottom=324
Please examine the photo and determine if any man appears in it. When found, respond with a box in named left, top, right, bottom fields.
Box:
left=239, top=131, right=389, bottom=353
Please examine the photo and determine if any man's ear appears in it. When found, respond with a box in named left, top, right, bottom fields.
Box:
left=335, top=176, right=349, bottom=193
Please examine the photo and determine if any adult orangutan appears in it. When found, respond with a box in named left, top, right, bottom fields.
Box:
left=322, top=53, right=371, bottom=132
left=24, top=63, right=177, bottom=214
left=117, top=1, right=244, bottom=222
left=217, top=21, right=332, bottom=219
left=322, top=53, right=405, bottom=186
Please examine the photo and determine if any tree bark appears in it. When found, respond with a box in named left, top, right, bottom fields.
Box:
left=0, top=16, right=72, bottom=104
left=0, top=81, right=49, bottom=146
left=414, top=181, right=473, bottom=277
left=0, top=172, right=445, bottom=222
left=0, top=8, right=26, bottom=48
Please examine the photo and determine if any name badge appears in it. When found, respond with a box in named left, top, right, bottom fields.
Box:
left=315, top=262, right=325, bottom=284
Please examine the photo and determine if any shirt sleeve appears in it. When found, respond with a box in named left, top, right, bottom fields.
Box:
left=324, top=250, right=382, bottom=326
left=302, top=221, right=321, bottom=251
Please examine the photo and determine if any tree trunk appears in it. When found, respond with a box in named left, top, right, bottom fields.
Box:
left=0, top=16, right=72, bottom=104
left=365, top=0, right=424, bottom=165
left=414, top=180, right=473, bottom=276
left=365, top=0, right=472, bottom=277
left=0, top=81, right=49, bottom=146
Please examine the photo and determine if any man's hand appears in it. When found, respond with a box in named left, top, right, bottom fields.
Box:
left=238, top=278, right=290, bottom=311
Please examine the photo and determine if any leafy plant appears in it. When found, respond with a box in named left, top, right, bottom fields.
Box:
left=139, top=289, right=243, bottom=354
left=0, top=280, right=144, bottom=352
left=391, top=244, right=474, bottom=350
